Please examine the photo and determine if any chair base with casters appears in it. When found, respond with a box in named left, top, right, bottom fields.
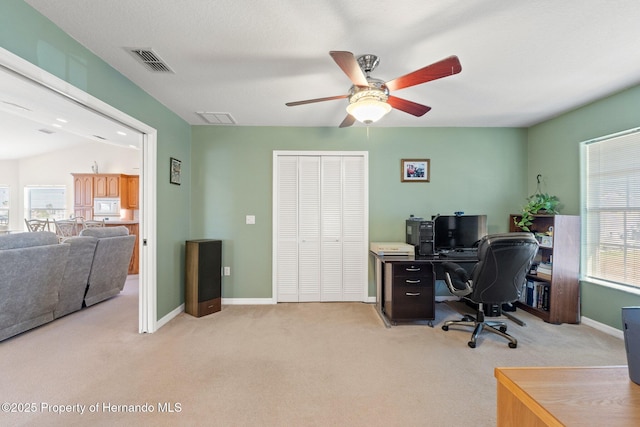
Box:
left=439, top=232, right=539, bottom=349
left=442, top=304, right=518, bottom=348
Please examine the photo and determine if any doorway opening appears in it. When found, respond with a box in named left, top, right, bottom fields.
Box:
left=0, top=47, right=158, bottom=333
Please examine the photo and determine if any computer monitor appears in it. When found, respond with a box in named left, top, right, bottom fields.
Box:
left=433, top=215, right=488, bottom=251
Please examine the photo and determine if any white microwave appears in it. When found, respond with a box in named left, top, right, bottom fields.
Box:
left=93, top=198, right=120, bottom=216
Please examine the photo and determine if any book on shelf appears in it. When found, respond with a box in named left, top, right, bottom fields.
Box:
left=522, top=279, right=550, bottom=311
left=536, top=272, right=552, bottom=281
left=529, top=262, right=552, bottom=280
left=537, top=261, right=552, bottom=275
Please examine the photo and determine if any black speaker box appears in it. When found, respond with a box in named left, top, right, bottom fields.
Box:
left=622, top=306, right=640, bottom=385
left=185, top=239, right=222, bottom=317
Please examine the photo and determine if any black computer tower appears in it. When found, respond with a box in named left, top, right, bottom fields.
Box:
left=406, top=219, right=435, bottom=256
left=622, top=306, right=640, bottom=385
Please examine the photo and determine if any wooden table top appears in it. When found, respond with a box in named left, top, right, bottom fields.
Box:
left=495, top=366, right=640, bottom=426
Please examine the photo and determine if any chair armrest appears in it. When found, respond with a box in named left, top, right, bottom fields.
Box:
left=443, top=261, right=473, bottom=297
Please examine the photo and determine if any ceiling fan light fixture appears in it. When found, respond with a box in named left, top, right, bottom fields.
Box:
left=347, top=99, right=391, bottom=124
left=346, top=89, right=391, bottom=124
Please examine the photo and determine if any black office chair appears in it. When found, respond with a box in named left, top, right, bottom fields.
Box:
left=441, top=232, right=539, bottom=348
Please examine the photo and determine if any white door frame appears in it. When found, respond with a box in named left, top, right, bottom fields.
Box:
left=0, top=47, right=158, bottom=333
left=272, top=150, right=369, bottom=303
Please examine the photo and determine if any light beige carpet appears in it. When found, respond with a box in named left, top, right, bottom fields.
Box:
left=0, top=277, right=628, bottom=426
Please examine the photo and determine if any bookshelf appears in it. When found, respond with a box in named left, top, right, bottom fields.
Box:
left=509, top=214, right=580, bottom=324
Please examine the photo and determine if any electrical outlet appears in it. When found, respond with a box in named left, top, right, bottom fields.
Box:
left=224, top=266, right=231, bottom=276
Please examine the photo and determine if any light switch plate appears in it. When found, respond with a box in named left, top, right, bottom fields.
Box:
left=246, top=215, right=255, bottom=224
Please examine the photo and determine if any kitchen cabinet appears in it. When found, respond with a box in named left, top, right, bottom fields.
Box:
left=72, top=173, right=139, bottom=218
left=72, top=174, right=94, bottom=219
left=122, top=175, right=139, bottom=209
left=94, top=174, right=120, bottom=198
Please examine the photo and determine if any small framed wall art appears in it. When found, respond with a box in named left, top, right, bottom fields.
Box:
left=401, top=159, right=430, bottom=182
left=170, top=157, right=182, bottom=185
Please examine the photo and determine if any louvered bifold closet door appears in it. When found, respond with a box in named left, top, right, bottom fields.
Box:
left=275, top=152, right=367, bottom=303
left=341, top=156, right=366, bottom=301
left=297, top=156, right=322, bottom=301
left=321, top=156, right=343, bottom=301
left=276, top=156, right=300, bottom=302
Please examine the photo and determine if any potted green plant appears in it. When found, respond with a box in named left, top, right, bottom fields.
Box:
left=514, top=193, right=560, bottom=231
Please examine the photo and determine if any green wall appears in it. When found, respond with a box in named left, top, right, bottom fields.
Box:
left=6, top=0, right=640, bottom=330
left=1, top=0, right=192, bottom=319
left=191, top=126, right=528, bottom=298
left=528, top=84, right=640, bottom=329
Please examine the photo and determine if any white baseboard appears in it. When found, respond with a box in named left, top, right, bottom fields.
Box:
left=222, top=298, right=276, bottom=305
left=156, top=303, right=185, bottom=330
left=222, top=297, right=377, bottom=305
left=581, top=316, right=624, bottom=339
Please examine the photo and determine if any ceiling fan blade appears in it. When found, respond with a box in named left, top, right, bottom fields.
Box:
left=339, top=114, right=356, bottom=128
left=285, top=94, right=348, bottom=107
left=329, top=51, right=369, bottom=87
left=385, top=55, right=462, bottom=92
left=387, top=96, right=431, bottom=117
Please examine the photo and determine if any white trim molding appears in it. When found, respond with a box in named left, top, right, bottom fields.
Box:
left=581, top=316, right=624, bottom=340
left=223, top=298, right=276, bottom=305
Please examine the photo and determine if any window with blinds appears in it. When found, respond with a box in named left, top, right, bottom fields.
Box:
left=0, top=186, right=9, bottom=225
left=25, top=186, right=66, bottom=221
left=583, top=128, right=640, bottom=288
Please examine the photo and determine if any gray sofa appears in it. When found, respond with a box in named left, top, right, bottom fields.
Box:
left=0, top=232, right=69, bottom=341
left=79, top=226, right=136, bottom=307
left=0, top=226, right=135, bottom=342
left=54, top=235, right=98, bottom=319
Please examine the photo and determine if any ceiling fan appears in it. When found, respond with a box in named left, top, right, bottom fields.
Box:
left=285, top=51, right=462, bottom=127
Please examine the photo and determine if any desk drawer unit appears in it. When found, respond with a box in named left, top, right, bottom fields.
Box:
left=384, top=262, right=435, bottom=323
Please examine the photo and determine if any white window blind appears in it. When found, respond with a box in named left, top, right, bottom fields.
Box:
left=25, top=186, right=66, bottom=220
left=583, top=128, right=640, bottom=288
left=0, top=186, right=9, bottom=225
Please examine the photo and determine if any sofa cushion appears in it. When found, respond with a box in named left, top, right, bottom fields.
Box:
left=81, top=227, right=135, bottom=307
left=0, top=231, right=58, bottom=249
left=0, top=240, right=69, bottom=341
left=54, top=236, right=98, bottom=319
left=79, top=226, right=129, bottom=238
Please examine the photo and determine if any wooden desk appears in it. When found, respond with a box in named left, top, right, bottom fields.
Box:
left=495, top=366, right=640, bottom=426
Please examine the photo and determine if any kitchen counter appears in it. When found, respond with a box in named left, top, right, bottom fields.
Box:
left=102, top=220, right=139, bottom=225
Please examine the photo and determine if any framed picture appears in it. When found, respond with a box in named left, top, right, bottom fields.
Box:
left=401, top=159, right=430, bottom=182
left=170, top=157, right=182, bottom=185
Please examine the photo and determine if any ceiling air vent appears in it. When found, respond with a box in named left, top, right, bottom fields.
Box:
left=128, top=48, right=174, bottom=73
left=197, top=112, right=237, bottom=125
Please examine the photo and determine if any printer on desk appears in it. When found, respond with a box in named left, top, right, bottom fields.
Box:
left=370, top=242, right=415, bottom=257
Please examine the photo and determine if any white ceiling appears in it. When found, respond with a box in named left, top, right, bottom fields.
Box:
left=0, top=65, right=141, bottom=160
left=15, top=0, right=640, bottom=130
